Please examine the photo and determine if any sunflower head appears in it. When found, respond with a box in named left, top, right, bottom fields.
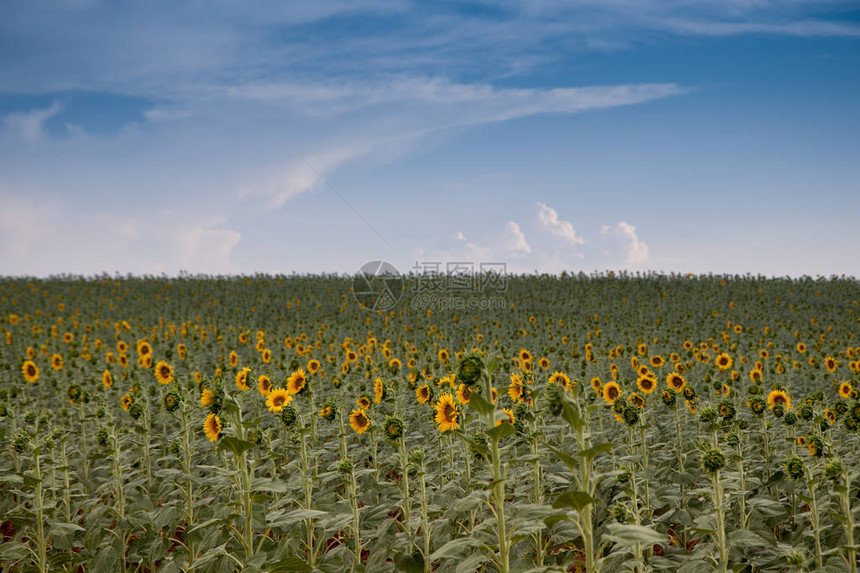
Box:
left=204, top=413, right=222, bottom=442
left=384, top=416, right=405, bottom=440
left=164, top=391, right=181, bottom=413
left=266, top=387, right=292, bottom=413
left=349, top=409, right=370, bottom=434
left=457, top=356, right=484, bottom=386
left=287, top=368, right=308, bottom=395
left=434, top=393, right=460, bottom=432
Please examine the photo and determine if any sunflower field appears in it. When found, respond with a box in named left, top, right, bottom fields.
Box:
left=1, top=273, right=859, bottom=573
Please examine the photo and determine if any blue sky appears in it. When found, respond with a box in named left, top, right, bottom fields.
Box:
left=1, top=1, right=858, bottom=277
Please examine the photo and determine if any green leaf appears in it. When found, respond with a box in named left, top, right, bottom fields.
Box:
left=270, top=556, right=313, bottom=572
left=468, top=392, right=494, bottom=417
left=605, top=524, right=667, bottom=546
left=579, top=442, right=613, bottom=461
left=560, top=401, right=584, bottom=432
left=552, top=491, right=596, bottom=512
left=430, top=537, right=485, bottom=560
left=394, top=551, right=425, bottom=573
left=487, top=423, right=515, bottom=441
left=218, top=436, right=256, bottom=457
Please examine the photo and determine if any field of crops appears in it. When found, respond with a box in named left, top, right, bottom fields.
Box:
left=0, top=274, right=858, bottom=573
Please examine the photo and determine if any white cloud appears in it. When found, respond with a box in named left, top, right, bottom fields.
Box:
left=536, top=202, right=584, bottom=247
left=504, top=221, right=531, bottom=255
left=600, top=221, right=649, bottom=265
left=4, top=102, right=62, bottom=142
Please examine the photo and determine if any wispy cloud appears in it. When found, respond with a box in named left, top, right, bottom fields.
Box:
left=4, top=102, right=62, bottom=142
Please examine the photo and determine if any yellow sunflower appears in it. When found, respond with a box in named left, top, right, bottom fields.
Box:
left=766, top=389, right=791, bottom=410
left=204, top=413, right=222, bottom=442
left=154, top=361, right=174, bottom=385
left=636, top=376, right=657, bottom=395
left=416, top=384, right=431, bottom=404
left=21, top=360, right=39, bottom=383
left=307, top=359, right=321, bottom=374
left=715, top=353, right=733, bottom=371
left=235, top=367, right=251, bottom=391
left=549, top=371, right=572, bottom=391
left=266, top=387, right=292, bottom=413
left=349, top=409, right=370, bottom=434
left=374, top=378, right=384, bottom=403
left=257, top=375, right=272, bottom=396
left=666, top=372, right=686, bottom=392
left=434, top=393, right=460, bottom=432
left=51, top=354, right=63, bottom=370
left=102, top=369, right=113, bottom=388
left=456, top=383, right=472, bottom=405
left=838, top=381, right=853, bottom=399
left=508, top=374, right=524, bottom=403
left=602, top=381, right=621, bottom=405
left=200, top=388, right=215, bottom=408
left=121, top=393, right=133, bottom=411
left=286, top=368, right=307, bottom=395
left=496, top=408, right=515, bottom=426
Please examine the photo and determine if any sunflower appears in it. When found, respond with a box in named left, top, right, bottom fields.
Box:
left=307, top=359, right=321, bottom=374
left=119, top=353, right=129, bottom=368
left=349, top=409, right=370, bottom=434
left=629, top=393, right=646, bottom=409
left=121, top=393, right=133, bottom=411
left=286, top=368, right=307, bottom=395
left=538, top=357, right=550, bottom=370
left=434, top=393, right=460, bottom=432
left=258, top=375, right=272, bottom=396
left=715, top=353, right=733, bottom=371
left=824, top=356, right=837, bottom=373
left=824, top=409, right=836, bottom=425
left=200, top=388, right=215, bottom=408
left=21, top=360, right=39, bottom=383
left=838, top=381, right=853, bottom=399
left=456, top=383, right=472, bottom=404
left=235, top=367, right=251, bottom=391
left=508, top=374, right=525, bottom=403
left=260, top=348, right=272, bottom=363
left=636, top=376, right=657, bottom=395
left=266, top=387, right=292, bottom=413
left=496, top=408, right=515, bottom=426
left=177, top=343, right=187, bottom=360
left=749, top=369, right=763, bottom=383
left=438, top=349, right=450, bottom=362
left=63, top=332, right=74, bottom=344
left=204, top=413, right=222, bottom=442
left=590, top=377, right=602, bottom=393
left=666, top=372, right=686, bottom=392
left=117, top=340, right=128, bottom=354
left=51, top=354, right=63, bottom=370
left=138, top=340, right=152, bottom=357
left=154, top=361, right=174, bottom=385
left=369, top=379, right=383, bottom=404
left=649, top=355, right=665, bottom=368
left=796, top=342, right=807, bottom=353
left=416, top=385, right=431, bottom=404
left=797, top=436, right=807, bottom=447
left=346, top=350, right=358, bottom=363
left=102, top=370, right=113, bottom=388
left=602, top=382, right=621, bottom=405
left=519, top=349, right=532, bottom=363
left=549, top=371, right=573, bottom=391
left=766, top=389, right=791, bottom=410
